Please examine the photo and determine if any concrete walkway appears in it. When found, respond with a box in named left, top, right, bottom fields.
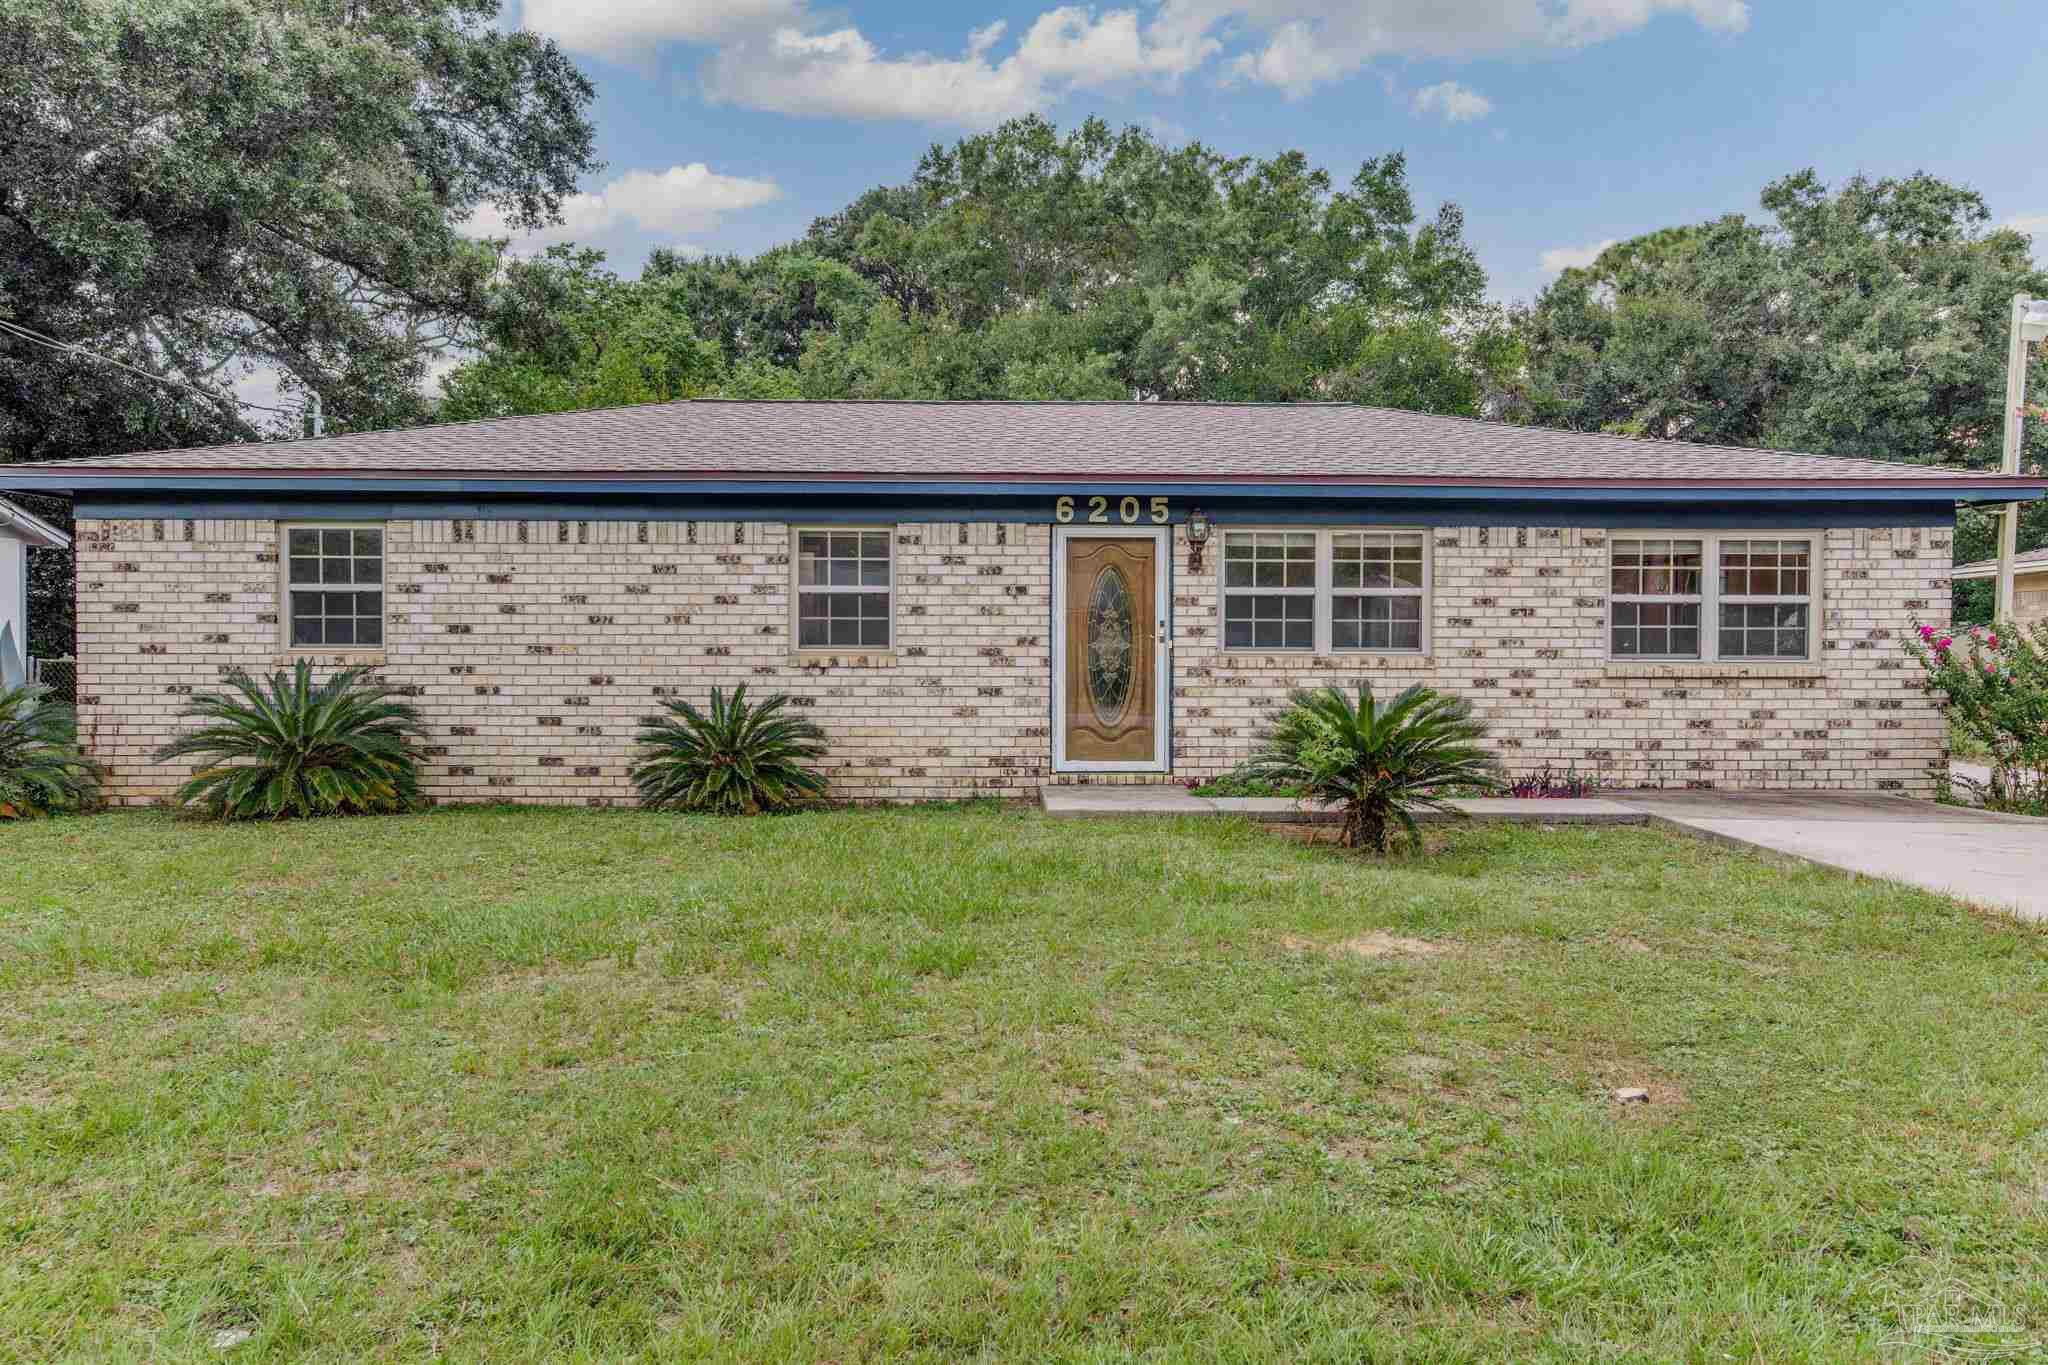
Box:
left=1039, top=785, right=2048, bottom=922
left=1619, top=790, right=2048, bottom=923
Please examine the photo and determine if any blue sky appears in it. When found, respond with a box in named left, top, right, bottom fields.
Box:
left=486, top=0, right=2048, bottom=305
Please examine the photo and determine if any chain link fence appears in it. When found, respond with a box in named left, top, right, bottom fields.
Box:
left=27, top=657, right=77, bottom=706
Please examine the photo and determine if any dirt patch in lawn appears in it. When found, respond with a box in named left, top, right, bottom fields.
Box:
left=1281, top=932, right=1451, bottom=960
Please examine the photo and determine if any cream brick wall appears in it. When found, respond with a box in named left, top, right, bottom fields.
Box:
left=76, top=517, right=1051, bottom=805
left=1158, top=522, right=1950, bottom=796
left=75, top=515, right=1951, bottom=805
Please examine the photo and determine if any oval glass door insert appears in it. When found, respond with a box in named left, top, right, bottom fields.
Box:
left=1086, top=566, right=1134, bottom=724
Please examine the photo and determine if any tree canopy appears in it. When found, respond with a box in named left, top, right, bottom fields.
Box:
left=0, top=0, right=599, bottom=464
left=440, top=116, right=1520, bottom=414
left=1517, top=171, right=2048, bottom=470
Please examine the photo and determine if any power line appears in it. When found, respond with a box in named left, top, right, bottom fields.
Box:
left=0, top=316, right=305, bottom=417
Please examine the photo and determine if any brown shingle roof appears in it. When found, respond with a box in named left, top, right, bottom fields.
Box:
left=3, top=400, right=2030, bottom=486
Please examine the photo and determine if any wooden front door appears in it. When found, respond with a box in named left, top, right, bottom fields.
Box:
left=1061, top=535, right=1160, bottom=765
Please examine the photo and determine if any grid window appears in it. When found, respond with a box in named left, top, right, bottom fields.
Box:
left=1610, top=538, right=1703, bottom=658
left=1222, top=531, right=1316, bottom=650
left=1331, top=531, right=1425, bottom=651
left=1719, top=538, right=1812, bottom=658
left=796, top=529, right=892, bottom=648
left=285, top=527, right=383, bottom=647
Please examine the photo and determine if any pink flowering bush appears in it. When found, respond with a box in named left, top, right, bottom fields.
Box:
left=1907, top=619, right=2048, bottom=811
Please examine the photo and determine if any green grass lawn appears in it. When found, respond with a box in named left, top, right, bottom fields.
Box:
left=3, top=807, right=2046, bottom=1361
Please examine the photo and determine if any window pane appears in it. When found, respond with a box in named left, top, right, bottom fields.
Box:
left=830, top=594, right=859, bottom=618
left=291, top=591, right=320, bottom=618
left=1332, top=619, right=1360, bottom=649
left=288, top=529, right=319, bottom=554
left=1390, top=620, right=1421, bottom=650
left=830, top=619, right=858, bottom=646
left=324, top=618, right=355, bottom=645
left=352, top=529, right=381, bottom=556
left=859, top=592, right=889, bottom=620
left=289, top=557, right=319, bottom=584
left=860, top=531, right=889, bottom=559
left=860, top=559, right=889, bottom=586
left=829, top=533, right=858, bottom=559
left=323, top=592, right=354, bottom=616
left=1223, top=618, right=1253, bottom=648
left=798, top=532, right=828, bottom=558
left=1720, top=602, right=1807, bottom=658
left=354, top=558, right=381, bottom=585
left=357, top=618, right=383, bottom=646
left=321, top=558, right=350, bottom=584
left=799, top=619, right=828, bottom=647
left=355, top=592, right=382, bottom=617
left=859, top=619, right=888, bottom=647
left=291, top=617, right=321, bottom=646
left=321, top=529, right=350, bottom=555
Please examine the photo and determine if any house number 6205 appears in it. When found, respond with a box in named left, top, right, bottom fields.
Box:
left=1055, top=495, right=1169, bottom=525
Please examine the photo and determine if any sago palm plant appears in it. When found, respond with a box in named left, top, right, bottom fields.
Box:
left=1246, top=682, right=1501, bottom=854
left=631, top=684, right=829, bottom=813
left=0, top=684, right=100, bottom=818
left=153, top=661, right=429, bottom=819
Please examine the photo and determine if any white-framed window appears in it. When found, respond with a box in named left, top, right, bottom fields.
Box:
left=1221, top=530, right=1316, bottom=650
left=1331, top=530, right=1426, bottom=652
left=1608, top=532, right=1819, bottom=662
left=1716, top=538, right=1813, bottom=659
left=794, top=527, right=893, bottom=649
left=1608, top=537, right=1703, bottom=659
left=283, top=524, right=384, bottom=648
left=1218, top=527, right=1430, bottom=654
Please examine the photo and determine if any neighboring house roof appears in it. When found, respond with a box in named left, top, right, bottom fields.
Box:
left=0, top=496, right=70, bottom=549
left=2, top=400, right=2042, bottom=499
left=1951, top=546, right=2048, bottom=580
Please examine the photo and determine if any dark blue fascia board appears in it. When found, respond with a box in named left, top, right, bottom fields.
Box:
left=8, top=471, right=2041, bottom=503
left=72, top=491, right=1961, bottom=529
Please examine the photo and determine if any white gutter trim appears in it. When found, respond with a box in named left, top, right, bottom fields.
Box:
left=0, top=496, right=71, bottom=549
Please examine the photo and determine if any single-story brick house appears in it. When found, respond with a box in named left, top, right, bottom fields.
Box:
left=6, top=401, right=2043, bottom=805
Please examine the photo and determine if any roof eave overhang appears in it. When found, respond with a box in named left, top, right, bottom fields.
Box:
left=5, top=470, right=2043, bottom=503
left=0, top=498, right=71, bottom=548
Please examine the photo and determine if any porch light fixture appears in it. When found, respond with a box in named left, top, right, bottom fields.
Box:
left=1995, top=296, right=2048, bottom=620
left=1187, top=507, right=1211, bottom=572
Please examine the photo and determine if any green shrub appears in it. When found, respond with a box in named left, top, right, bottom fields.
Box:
left=1187, top=763, right=1306, bottom=798
left=631, top=684, right=828, bottom=814
left=1908, top=619, right=2048, bottom=812
left=152, top=661, right=429, bottom=819
left=0, top=684, right=100, bottom=817
left=1246, top=682, right=1501, bottom=854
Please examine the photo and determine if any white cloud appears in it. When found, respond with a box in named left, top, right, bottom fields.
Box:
left=1410, top=80, right=1492, bottom=122
left=1208, top=0, right=1751, bottom=97
left=699, top=9, right=1216, bottom=124
left=522, top=0, right=1750, bottom=121
left=468, top=164, right=781, bottom=253
left=513, top=0, right=801, bottom=62
left=1540, top=237, right=1618, bottom=274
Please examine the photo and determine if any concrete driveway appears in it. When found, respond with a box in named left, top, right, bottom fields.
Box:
left=1619, top=790, right=2048, bottom=923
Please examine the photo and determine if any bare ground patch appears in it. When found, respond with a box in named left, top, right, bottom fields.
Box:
left=1281, top=932, right=1452, bottom=960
